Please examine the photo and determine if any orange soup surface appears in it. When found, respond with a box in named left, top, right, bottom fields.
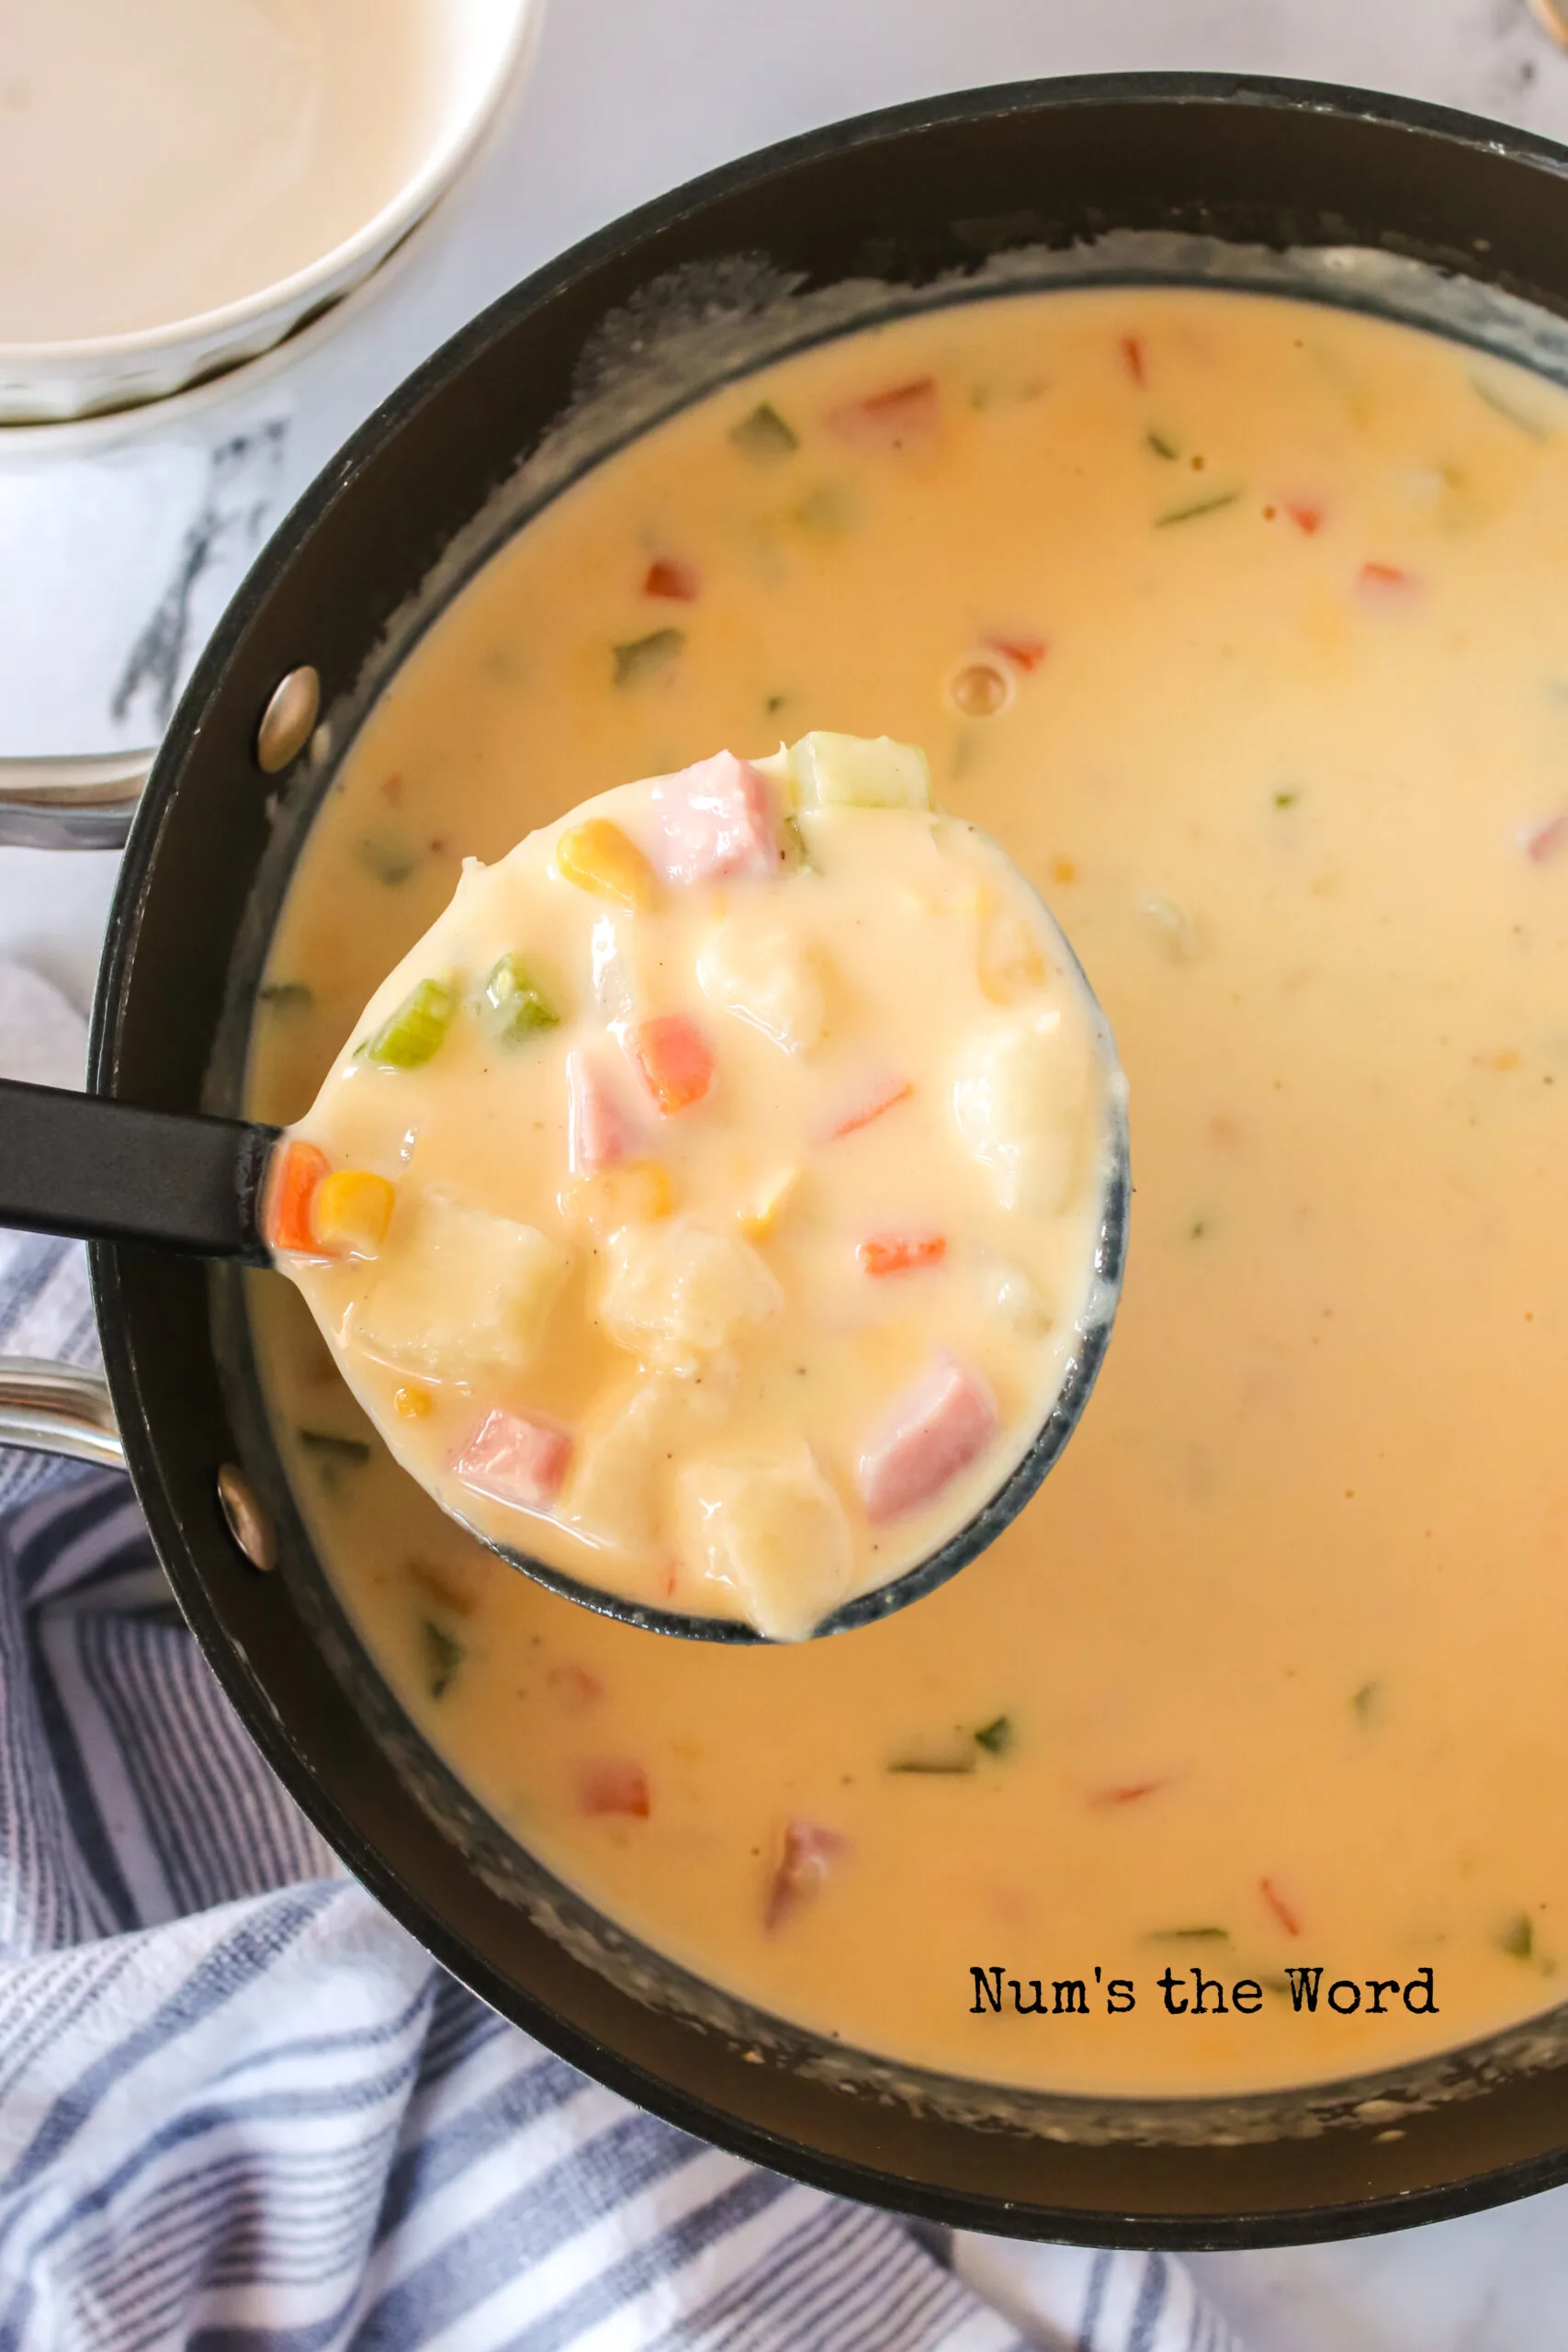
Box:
left=247, top=286, right=1568, bottom=2096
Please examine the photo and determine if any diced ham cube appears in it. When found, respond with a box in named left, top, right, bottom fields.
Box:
left=457, top=1408, right=573, bottom=1513
left=568, top=1048, right=631, bottom=1174
left=578, top=1758, right=650, bottom=1817
left=858, top=1355, right=999, bottom=1525
left=547, top=1663, right=604, bottom=1710
left=650, top=752, right=778, bottom=882
left=1523, top=810, right=1568, bottom=864
left=764, top=1818, right=847, bottom=1929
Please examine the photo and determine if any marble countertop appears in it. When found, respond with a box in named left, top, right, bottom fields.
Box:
left=7, top=3, right=1568, bottom=2341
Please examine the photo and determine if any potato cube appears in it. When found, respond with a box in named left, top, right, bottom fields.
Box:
left=597, top=1216, right=782, bottom=1373
left=681, top=1450, right=852, bottom=1639
left=697, top=920, right=825, bottom=1053
left=789, top=731, right=931, bottom=811
left=354, top=1195, right=570, bottom=1377
left=565, top=1380, right=674, bottom=1556
left=953, top=1010, right=1093, bottom=1214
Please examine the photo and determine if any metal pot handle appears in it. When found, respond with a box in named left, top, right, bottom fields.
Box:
left=0, top=1357, right=124, bottom=1467
left=0, top=751, right=154, bottom=852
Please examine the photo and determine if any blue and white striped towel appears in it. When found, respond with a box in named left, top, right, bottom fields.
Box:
left=0, top=962, right=1241, bottom=2352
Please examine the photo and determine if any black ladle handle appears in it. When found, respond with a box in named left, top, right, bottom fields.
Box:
left=0, top=1079, right=278, bottom=1261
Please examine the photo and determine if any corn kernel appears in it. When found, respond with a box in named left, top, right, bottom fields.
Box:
left=559, top=1158, right=673, bottom=1237
left=394, top=1384, right=433, bottom=1419
left=738, top=1166, right=800, bottom=1240
left=313, top=1170, right=395, bottom=1256
left=556, top=819, right=659, bottom=910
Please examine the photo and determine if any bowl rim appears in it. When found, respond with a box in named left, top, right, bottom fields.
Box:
left=0, top=0, right=541, bottom=372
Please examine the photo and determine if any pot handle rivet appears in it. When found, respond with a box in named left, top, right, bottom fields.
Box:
left=218, top=1463, right=276, bottom=1572
left=255, top=666, right=321, bottom=775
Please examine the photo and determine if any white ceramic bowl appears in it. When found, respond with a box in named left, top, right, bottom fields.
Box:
left=0, top=0, right=540, bottom=425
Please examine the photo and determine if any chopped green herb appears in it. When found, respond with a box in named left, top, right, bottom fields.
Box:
left=1273, top=788, right=1301, bottom=810
left=1146, top=429, right=1180, bottom=460
left=258, top=981, right=314, bottom=1012
left=362, top=977, right=457, bottom=1069
left=613, top=628, right=684, bottom=688
left=1499, top=1914, right=1535, bottom=1960
left=357, top=834, right=420, bottom=886
left=791, top=483, right=853, bottom=537
left=1351, top=1679, right=1382, bottom=1724
left=763, top=692, right=789, bottom=716
left=1148, top=1925, right=1230, bottom=1943
left=421, top=1618, right=463, bottom=1700
left=730, top=401, right=799, bottom=460
left=481, top=954, right=559, bottom=1044
left=1189, top=1218, right=1209, bottom=1241
left=298, top=1429, right=371, bottom=1466
left=1470, top=371, right=1550, bottom=441
left=888, top=1747, right=977, bottom=1776
left=975, top=1715, right=1013, bottom=1757
left=1156, top=491, right=1242, bottom=528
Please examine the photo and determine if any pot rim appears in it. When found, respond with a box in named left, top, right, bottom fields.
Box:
left=85, top=68, right=1568, bottom=2247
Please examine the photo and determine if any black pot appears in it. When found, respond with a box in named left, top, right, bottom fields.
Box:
left=28, top=72, right=1568, bottom=2247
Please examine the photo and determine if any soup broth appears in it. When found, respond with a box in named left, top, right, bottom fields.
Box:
left=247, top=285, right=1568, bottom=2096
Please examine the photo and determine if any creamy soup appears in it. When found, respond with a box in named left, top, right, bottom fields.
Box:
left=268, top=741, right=1113, bottom=1640
left=247, top=286, right=1568, bottom=2097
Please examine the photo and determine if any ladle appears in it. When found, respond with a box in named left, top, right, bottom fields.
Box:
left=0, top=1041, right=1129, bottom=1640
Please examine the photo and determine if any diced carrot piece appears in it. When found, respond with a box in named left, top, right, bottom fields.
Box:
left=556, top=818, right=659, bottom=910
left=632, top=1014, right=714, bottom=1114
left=764, top=1818, right=846, bottom=1929
left=313, top=1169, right=395, bottom=1256
left=1260, top=1876, right=1302, bottom=1937
left=830, top=1076, right=912, bottom=1139
left=858, top=1354, right=999, bottom=1524
left=457, top=1408, right=572, bottom=1512
left=1524, top=810, right=1568, bottom=863
left=987, top=634, right=1047, bottom=673
left=1285, top=502, right=1323, bottom=535
left=579, top=1758, right=649, bottom=1817
left=266, top=1140, right=330, bottom=1255
left=643, top=557, right=700, bottom=601
left=858, top=1233, right=947, bottom=1278
left=1090, top=1780, right=1168, bottom=1807
left=826, top=377, right=940, bottom=449
left=1358, top=560, right=1416, bottom=604
left=1120, top=334, right=1145, bottom=386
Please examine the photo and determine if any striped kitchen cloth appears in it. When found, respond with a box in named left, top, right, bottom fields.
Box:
left=0, top=964, right=1242, bottom=2352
